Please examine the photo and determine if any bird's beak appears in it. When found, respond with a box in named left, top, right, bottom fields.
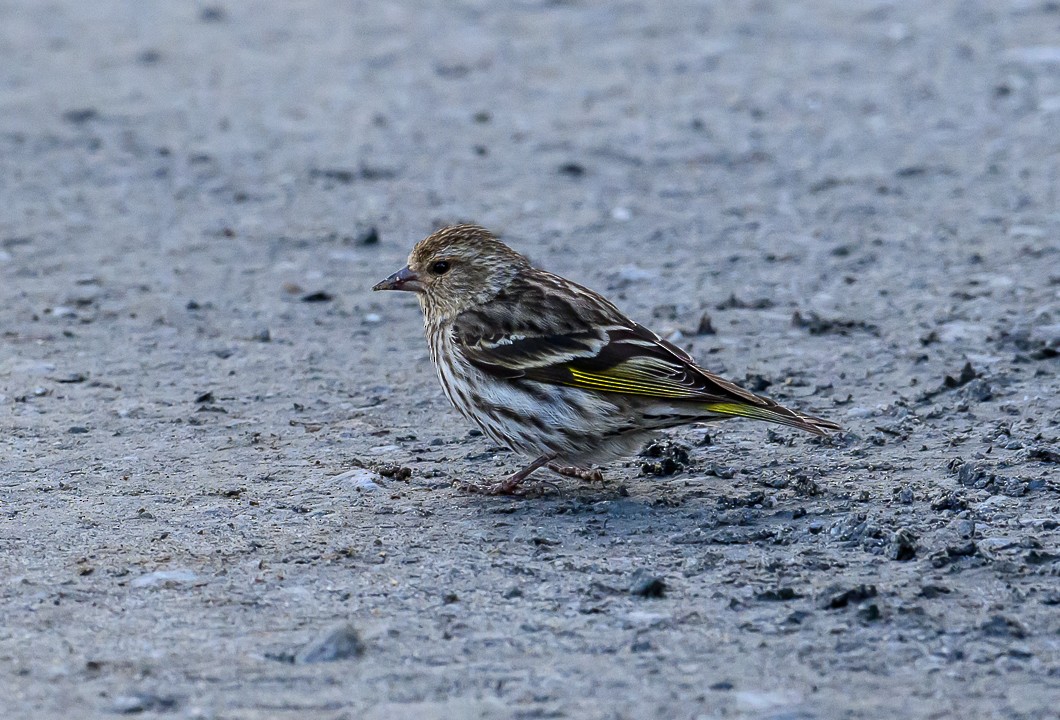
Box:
left=372, top=265, right=424, bottom=293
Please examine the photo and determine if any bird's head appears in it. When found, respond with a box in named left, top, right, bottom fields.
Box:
left=373, top=224, right=529, bottom=318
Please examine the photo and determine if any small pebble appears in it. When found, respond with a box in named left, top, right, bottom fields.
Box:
left=355, top=227, right=380, bottom=245
left=112, top=693, right=179, bottom=714
left=887, top=528, right=918, bottom=561
left=334, top=468, right=383, bottom=492
left=695, top=312, right=716, bottom=335
left=200, top=6, right=226, bottom=22
left=130, top=569, right=199, bottom=589
left=296, top=623, right=364, bottom=663
left=630, top=570, right=666, bottom=598
left=301, top=291, right=334, bottom=303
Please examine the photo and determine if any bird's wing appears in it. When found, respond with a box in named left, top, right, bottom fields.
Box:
left=451, top=270, right=770, bottom=408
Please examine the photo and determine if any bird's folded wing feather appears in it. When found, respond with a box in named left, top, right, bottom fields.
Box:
left=452, top=281, right=769, bottom=408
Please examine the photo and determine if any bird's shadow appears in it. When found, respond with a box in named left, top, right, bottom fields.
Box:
left=454, top=471, right=835, bottom=547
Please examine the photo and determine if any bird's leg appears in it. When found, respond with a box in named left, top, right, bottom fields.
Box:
left=461, top=453, right=558, bottom=496
left=547, top=463, right=604, bottom=483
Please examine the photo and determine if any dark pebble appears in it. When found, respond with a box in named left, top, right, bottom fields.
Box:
left=858, top=603, right=882, bottom=622
left=695, top=312, right=716, bottom=335
left=819, top=584, right=877, bottom=610
left=957, top=378, right=993, bottom=402
left=309, top=168, right=356, bottom=184
left=558, top=162, right=585, bottom=177
left=1025, top=550, right=1058, bottom=565
left=980, top=615, right=1027, bottom=639
left=630, top=570, right=666, bottom=598
left=301, top=291, right=334, bottom=302
left=1001, top=478, right=1027, bottom=497
left=949, top=541, right=978, bottom=557
left=743, top=373, right=772, bottom=392
left=1027, top=446, right=1060, bottom=464
left=887, top=528, right=917, bottom=561
left=943, top=361, right=977, bottom=389
left=956, top=462, right=987, bottom=487
left=137, top=49, right=162, bottom=65
left=378, top=464, right=412, bottom=481
left=639, top=440, right=689, bottom=476
left=358, top=164, right=398, bottom=181
left=354, top=226, right=380, bottom=245
left=755, top=587, right=801, bottom=602
left=112, top=693, right=179, bottom=714
left=717, top=293, right=774, bottom=310
left=920, top=584, right=951, bottom=599
left=200, top=6, right=226, bottom=22
left=930, top=491, right=967, bottom=511
left=62, top=108, right=97, bottom=124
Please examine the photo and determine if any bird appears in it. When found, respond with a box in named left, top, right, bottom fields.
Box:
left=373, top=224, right=841, bottom=495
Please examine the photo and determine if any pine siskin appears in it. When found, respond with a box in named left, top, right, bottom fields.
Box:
left=374, top=225, right=841, bottom=494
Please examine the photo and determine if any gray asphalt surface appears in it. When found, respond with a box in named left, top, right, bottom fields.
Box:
left=1, top=1, right=1058, bottom=718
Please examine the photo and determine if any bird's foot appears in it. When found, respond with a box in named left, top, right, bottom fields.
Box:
left=547, top=463, right=604, bottom=483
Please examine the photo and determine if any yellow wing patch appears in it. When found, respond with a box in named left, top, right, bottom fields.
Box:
left=703, top=402, right=762, bottom=418
left=565, top=367, right=694, bottom=399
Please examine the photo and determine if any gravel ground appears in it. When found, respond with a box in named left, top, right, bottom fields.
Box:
left=1, top=1, right=1058, bottom=718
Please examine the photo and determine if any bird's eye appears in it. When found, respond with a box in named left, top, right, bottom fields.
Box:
left=430, top=260, right=451, bottom=275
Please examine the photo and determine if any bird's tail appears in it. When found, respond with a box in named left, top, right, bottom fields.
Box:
left=703, top=402, right=842, bottom=436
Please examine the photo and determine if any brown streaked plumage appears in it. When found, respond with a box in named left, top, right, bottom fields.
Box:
left=374, top=224, right=841, bottom=494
